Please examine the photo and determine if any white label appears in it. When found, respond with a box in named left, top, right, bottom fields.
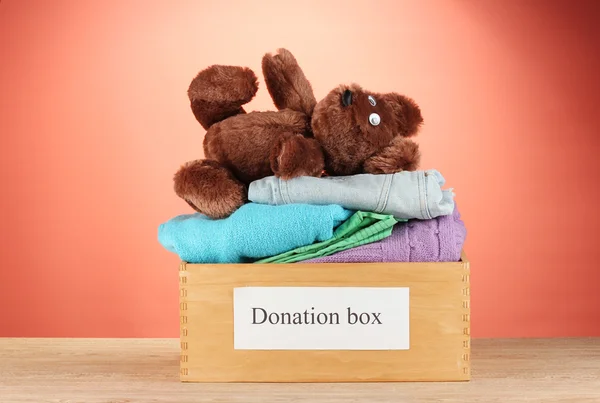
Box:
left=233, top=287, right=410, bottom=350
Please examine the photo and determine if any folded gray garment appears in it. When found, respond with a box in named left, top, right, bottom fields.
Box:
left=248, top=169, right=455, bottom=220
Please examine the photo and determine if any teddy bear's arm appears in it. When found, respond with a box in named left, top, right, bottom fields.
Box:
left=270, top=134, right=325, bottom=180
left=262, top=48, right=317, bottom=117
left=188, top=65, right=259, bottom=131
left=363, top=137, right=421, bottom=174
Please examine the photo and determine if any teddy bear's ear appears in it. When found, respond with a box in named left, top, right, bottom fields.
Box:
left=387, top=93, right=424, bottom=137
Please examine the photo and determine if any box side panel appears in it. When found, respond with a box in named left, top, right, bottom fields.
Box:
left=461, top=267, right=471, bottom=379
left=179, top=262, right=190, bottom=381
left=182, top=262, right=470, bottom=382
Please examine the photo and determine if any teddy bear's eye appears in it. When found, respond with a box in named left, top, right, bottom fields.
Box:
left=369, top=113, right=381, bottom=126
left=368, top=95, right=377, bottom=106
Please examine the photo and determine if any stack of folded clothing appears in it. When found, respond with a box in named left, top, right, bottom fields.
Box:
left=158, top=169, right=466, bottom=264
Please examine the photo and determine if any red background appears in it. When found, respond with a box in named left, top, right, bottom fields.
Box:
left=1, top=0, right=599, bottom=338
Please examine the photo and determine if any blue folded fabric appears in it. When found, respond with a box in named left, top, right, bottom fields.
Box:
left=158, top=203, right=353, bottom=263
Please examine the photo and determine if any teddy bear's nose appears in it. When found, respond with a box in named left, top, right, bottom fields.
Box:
left=342, top=89, right=353, bottom=107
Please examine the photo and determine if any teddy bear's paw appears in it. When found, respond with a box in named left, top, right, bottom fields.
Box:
left=262, top=49, right=317, bottom=116
left=189, top=65, right=258, bottom=104
left=270, top=134, right=325, bottom=180
left=173, top=160, right=247, bottom=219
left=187, top=65, right=259, bottom=130
left=395, top=139, right=421, bottom=171
left=363, top=138, right=421, bottom=174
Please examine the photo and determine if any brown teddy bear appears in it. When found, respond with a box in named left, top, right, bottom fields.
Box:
left=174, top=48, right=424, bottom=219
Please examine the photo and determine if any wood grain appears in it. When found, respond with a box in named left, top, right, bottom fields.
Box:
left=180, top=258, right=470, bottom=382
left=0, top=338, right=598, bottom=402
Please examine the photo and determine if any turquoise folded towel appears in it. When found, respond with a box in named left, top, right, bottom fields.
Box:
left=157, top=203, right=353, bottom=263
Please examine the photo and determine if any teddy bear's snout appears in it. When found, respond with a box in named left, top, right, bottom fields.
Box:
left=342, top=89, right=353, bottom=107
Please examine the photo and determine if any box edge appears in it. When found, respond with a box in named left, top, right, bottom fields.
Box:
left=179, top=261, right=189, bottom=381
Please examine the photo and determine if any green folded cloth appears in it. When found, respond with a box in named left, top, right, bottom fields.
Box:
left=255, top=211, right=404, bottom=264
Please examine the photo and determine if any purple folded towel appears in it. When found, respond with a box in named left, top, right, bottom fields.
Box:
left=302, top=205, right=466, bottom=263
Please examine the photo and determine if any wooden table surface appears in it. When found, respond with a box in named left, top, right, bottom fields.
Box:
left=0, top=338, right=598, bottom=403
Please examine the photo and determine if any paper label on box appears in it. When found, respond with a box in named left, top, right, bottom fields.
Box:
left=233, top=287, right=410, bottom=350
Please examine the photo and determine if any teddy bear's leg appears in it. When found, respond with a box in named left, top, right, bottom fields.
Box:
left=173, top=159, right=247, bottom=219
left=188, top=65, right=259, bottom=130
left=261, top=48, right=317, bottom=117
left=270, top=134, right=325, bottom=180
left=363, top=137, right=421, bottom=174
